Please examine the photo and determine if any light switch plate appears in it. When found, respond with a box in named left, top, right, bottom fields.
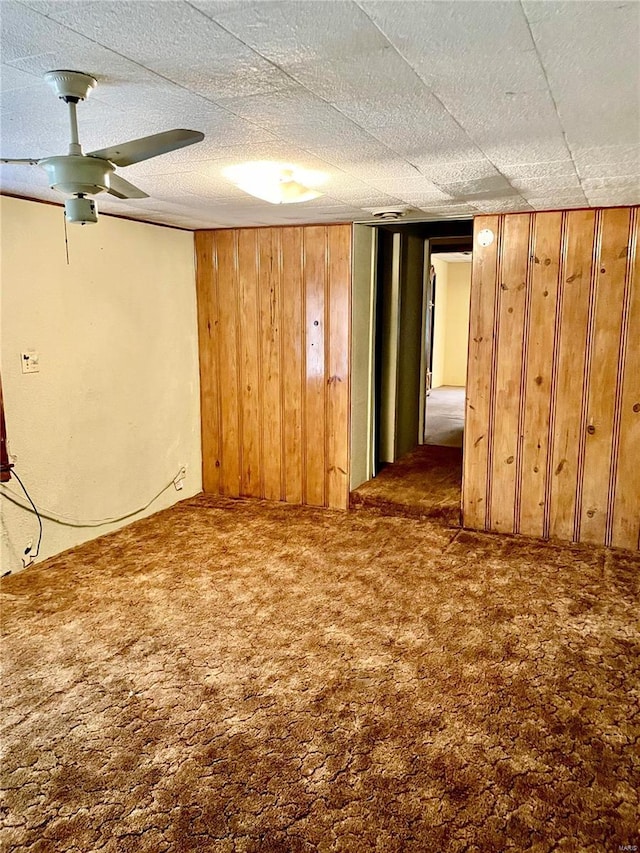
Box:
left=21, top=350, right=40, bottom=374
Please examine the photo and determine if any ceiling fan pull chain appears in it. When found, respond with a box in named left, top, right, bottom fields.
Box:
left=63, top=209, right=70, bottom=265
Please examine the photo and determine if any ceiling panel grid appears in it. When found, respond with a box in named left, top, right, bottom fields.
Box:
left=0, top=0, right=637, bottom=228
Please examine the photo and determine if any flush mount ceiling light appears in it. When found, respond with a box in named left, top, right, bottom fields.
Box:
left=222, top=161, right=327, bottom=204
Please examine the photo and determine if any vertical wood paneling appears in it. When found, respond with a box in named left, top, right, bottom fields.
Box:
left=463, top=216, right=499, bottom=530
left=489, top=214, right=530, bottom=533
left=214, top=230, right=241, bottom=497
left=327, top=225, right=351, bottom=509
left=580, top=208, right=633, bottom=543
left=258, top=229, right=283, bottom=501
left=195, top=232, right=220, bottom=494
left=548, top=210, right=597, bottom=541
left=196, top=223, right=351, bottom=510
left=237, top=229, right=262, bottom=497
left=518, top=212, right=563, bottom=538
left=281, top=227, right=305, bottom=504
left=611, top=209, right=640, bottom=549
left=304, top=226, right=327, bottom=507
left=465, top=205, right=638, bottom=550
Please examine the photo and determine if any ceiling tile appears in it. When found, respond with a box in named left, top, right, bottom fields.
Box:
left=416, top=160, right=502, bottom=184
left=585, top=189, right=640, bottom=206
left=471, top=197, right=533, bottom=213
left=360, top=0, right=572, bottom=166
left=0, top=63, right=42, bottom=92
left=572, top=145, right=640, bottom=180
left=24, top=0, right=293, bottom=100
left=581, top=176, right=640, bottom=193
left=362, top=176, right=450, bottom=197
left=1, top=0, right=637, bottom=227
left=499, top=160, right=578, bottom=181
left=523, top=1, right=640, bottom=149
left=418, top=205, right=477, bottom=217
left=197, top=0, right=484, bottom=162
left=509, top=177, right=584, bottom=194
left=526, top=199, right=586, bottom=211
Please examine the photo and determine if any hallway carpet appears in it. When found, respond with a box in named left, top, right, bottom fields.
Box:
left=1, top=495, right=638, bottom=852
left=424, top=385, right=465, bottom=448
left=350, top=445, right=462, bottom=524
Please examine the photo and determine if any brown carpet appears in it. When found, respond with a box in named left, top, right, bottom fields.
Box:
left=350, top=444, right=462, bottom=524
left=1, top=495, right=639, bottom=852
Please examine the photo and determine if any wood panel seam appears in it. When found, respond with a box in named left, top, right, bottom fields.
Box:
left=300, top=228, right=308, bottom=505
left=323, top=226, right=330, bottom=508
left=213, top=236, right=223, bottom=493
left=543, top=212, right=568, bottom=539
left=573, top=209, right=603, bottom=542
left=277, top=230, right=286, bottom=502
left=346, top=226, right=353, bottom=511
left=514, top=214, right=536, bottom=534
left=255, top=230, right=265, bottom=499
left=485, top=216, right=504, bottom=531
left=606, top=207, right=638, bottom=547
left=234, top=230, right=243, bottom=496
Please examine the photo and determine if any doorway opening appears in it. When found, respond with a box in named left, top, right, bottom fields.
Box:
left=425, top=248, right=472, bottom=449
left=350, top=219, right=473, bottom=522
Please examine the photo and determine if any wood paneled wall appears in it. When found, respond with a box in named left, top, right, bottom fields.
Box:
left=195, top=225, right=351, bottom=509
left=464, top=207, right=639, bottom=550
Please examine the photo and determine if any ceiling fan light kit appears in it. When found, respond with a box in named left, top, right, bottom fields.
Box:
left=65, top=196, right=97, bottom=225
left=0, top=70, right=205, bottom=225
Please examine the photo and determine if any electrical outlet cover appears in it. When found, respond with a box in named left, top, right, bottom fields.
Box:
left=21, top=350, right=40, bottom=374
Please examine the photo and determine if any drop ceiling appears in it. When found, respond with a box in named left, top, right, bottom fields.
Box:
left=1, top=0, right=638, bottom=230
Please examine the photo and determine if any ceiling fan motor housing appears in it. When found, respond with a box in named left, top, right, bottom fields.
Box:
left=39, top=155, right=113, bottom=196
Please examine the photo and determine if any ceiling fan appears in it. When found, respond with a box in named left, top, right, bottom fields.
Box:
left=1, top=70, right=205, bottom=224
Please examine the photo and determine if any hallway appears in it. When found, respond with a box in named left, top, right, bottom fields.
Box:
left=350, top=444, right=462, bottom=525
left=424, top=385, right=465, bottom=447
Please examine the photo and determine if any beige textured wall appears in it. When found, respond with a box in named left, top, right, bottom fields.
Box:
left=443, top=262, right=471, bottom=387
left=1, top=196, right=202, bottom=575
left=431, top=259, right=471, bottom=388
left=431, top=257, right=448, bottom=388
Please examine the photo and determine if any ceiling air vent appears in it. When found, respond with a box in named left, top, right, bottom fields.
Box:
left=371, top=208, right=406, bottom=221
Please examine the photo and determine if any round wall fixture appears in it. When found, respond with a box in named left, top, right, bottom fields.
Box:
left=371, top=209, right=406, bottom=221
left=477, top=228, right=495, bottom=247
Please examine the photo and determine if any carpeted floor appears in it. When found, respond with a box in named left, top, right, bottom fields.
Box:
left=350, top=445, right=462, bottom=524
left=1, top=494, right=639, bottom=852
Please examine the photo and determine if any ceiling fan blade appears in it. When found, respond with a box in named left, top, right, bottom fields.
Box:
left=107, top=173, right=149, bottom=199
left=87, top=129, right=204, bottom=167
left=1, top=158, right=39, bottom=165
